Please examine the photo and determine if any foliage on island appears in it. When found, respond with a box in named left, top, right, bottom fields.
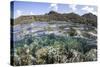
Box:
left=13, top=11, right=97, bottom=27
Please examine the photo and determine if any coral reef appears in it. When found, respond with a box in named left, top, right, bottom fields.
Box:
left=12, top=34, right=97, bottom=66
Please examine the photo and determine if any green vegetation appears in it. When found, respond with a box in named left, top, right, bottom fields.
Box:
left=11, top=34, right=97, bottom=66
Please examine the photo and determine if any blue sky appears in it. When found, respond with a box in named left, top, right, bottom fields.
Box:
left=11, top=1, right=97, bottom=19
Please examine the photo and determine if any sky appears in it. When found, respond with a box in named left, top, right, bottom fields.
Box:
left=11, top=1, right=97, bottom=19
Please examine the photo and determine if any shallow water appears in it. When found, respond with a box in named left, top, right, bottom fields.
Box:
left=13, top=22, right=51, bottom=41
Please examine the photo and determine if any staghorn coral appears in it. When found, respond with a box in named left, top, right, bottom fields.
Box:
left=46, top=45, right=68, bottom=63
left=67, top=49, right=84, bottom=62
left=13, top=44, right=36, bottom=66
left=35, top=47, right=48, bottom=64
left=85, top=49, right=97, bottom=61
left=35, top=45, right=68, bottom=64
left=12, top=34, right=97, bottom=65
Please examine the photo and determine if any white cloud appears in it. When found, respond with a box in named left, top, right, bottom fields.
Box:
left=69, top=4, right=77, bottom=11
left=16, top=10, right=22, bottom=17
left=81, top=6, right=97, bottom=15
left=30, top=11, right=34, bottom=15
left=50, top=3, right=58, bottom=11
